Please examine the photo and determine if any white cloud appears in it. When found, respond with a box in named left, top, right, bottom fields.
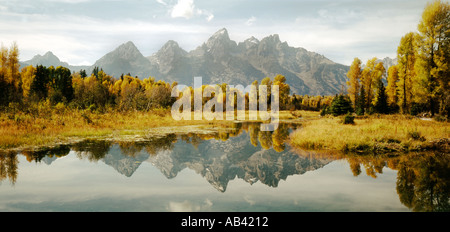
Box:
left=171, top=0, right=196, bottom=19
left=197, top=9, right=214, bottom=22
left=170, top=0, right=214, bottom=21
left=206, top=13, right=214, bottom=22
left=245, top=16, right=256, bottom=26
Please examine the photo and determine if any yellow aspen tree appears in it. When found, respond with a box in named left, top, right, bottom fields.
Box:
left=0, top=44, right=7, bottom=78
left=361, top=57, right=378, bottom=108
left=416, top=0, right=450, bottom=116
left=21, top=65, right=36, bottom=100
left=273, top=74, right=290, bottom=110
left=397, top=32, right=418, bottom=114
left=386, top=65, right=399, bottom=107
left=346, top=58, right=362, bottom=107
left=371, top=62, right=386, bottom=106
left=7, top=42, right=20, bottom=87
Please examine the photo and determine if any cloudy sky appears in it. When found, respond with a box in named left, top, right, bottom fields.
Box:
left=0, top=0, right=429, bottom=66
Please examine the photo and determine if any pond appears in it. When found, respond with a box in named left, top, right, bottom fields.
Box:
left=0, top=122, right=448, bottom=212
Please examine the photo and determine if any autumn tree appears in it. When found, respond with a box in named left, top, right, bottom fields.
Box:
left=245, top=80, right=259, bottom=111
left=21, top=65, right=36, bottom=101
left=72, top=73, right=112, bottom=110
left=0, top=45, right=10, bottom=106
left=115, top=75, right=147, bottom=111
left=361, top=58, right=385, bottom=110
left=146, top=81, right=173, bottom=109
left=0, top=44, right=7, bottom=76
left=0, top=42, right=21, bottom=106
left=7, top=42, right=20, bottom=90
left=416, top=0, right=450, bottom=116
left=346, top=58, right=362, bottom=107
left=273, top=74, right=290, bottom=110
left=386, top=65, right=399, bottom=109
left=372, top=62, right=386, bottom=106
left=397, top=32, right=418, bottom=114
left=260, top=77, right=272, bottom=108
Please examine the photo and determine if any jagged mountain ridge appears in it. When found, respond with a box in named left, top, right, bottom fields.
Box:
left=20, top=51, right=90, bottom=72
left=147, top=28, right=350, bottom=95
left=22, top=28, right=353, bottom=95
left=92, top=41, right=156, bottom=79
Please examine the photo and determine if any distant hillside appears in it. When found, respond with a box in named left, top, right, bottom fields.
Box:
left=20, top=51, right=90, bottom=72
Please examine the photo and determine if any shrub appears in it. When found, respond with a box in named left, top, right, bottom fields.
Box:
left=320, top=106, right=330, bottom=116
left=54, top=102, right=66, bottom=115
left=37, top=100, right=53, bottom=118
left=342, top=113, right=355, bottom=125
left=88, top=104, right=97, bottom=112
left=81, top=112, right=93, bottom=124
left=49, top=89, right=64, bottom=105
left=407, top=131, right=426, bottom=141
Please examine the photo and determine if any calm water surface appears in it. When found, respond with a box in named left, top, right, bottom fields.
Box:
left=0, top=123, right=448, bottom=212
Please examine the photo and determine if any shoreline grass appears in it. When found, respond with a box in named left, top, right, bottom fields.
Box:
left=0, top=108, right=305, bottom=151
left=289, top=114, right=449, bottom=153
left=2, top=107, right=448, bottom=154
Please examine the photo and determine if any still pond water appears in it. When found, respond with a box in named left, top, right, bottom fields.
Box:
left=0, top=122, right=448, bottom=212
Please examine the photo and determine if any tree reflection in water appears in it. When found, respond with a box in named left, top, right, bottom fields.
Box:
left=0, top=122, right=448, bottom=211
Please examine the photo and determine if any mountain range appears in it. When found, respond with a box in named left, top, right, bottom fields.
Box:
left=20, top=28, right=393, bottom=96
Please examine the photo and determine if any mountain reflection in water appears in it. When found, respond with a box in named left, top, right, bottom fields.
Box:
left=0, top=122, right=449, bottom=212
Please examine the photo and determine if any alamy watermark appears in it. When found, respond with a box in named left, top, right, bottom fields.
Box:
left=171, top=77, right=279, bottom=131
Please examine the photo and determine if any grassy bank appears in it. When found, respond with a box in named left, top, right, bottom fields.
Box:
left=0, top=110, right=223, bottom=150
left=0, top=107, right=303, bottom=151
left=2, top=106, right=448, bottom=154
left=289, top=114, right=449, bottom=153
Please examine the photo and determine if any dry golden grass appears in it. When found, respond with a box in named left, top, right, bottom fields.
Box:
left=0, top=108, right=304, bottom=150
left=289, top=114, right=449, bottom=152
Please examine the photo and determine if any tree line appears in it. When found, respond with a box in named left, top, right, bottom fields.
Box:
left=0, top=45, right=178, bottom=113
left=346, top=0, right=449, bottom=118
left=0, top=44, right=334, bottom=115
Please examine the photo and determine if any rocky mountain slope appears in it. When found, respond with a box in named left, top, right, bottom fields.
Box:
left=21, top=28, right=353, bottom=95
left=146, top=28, right=349, bottom=95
